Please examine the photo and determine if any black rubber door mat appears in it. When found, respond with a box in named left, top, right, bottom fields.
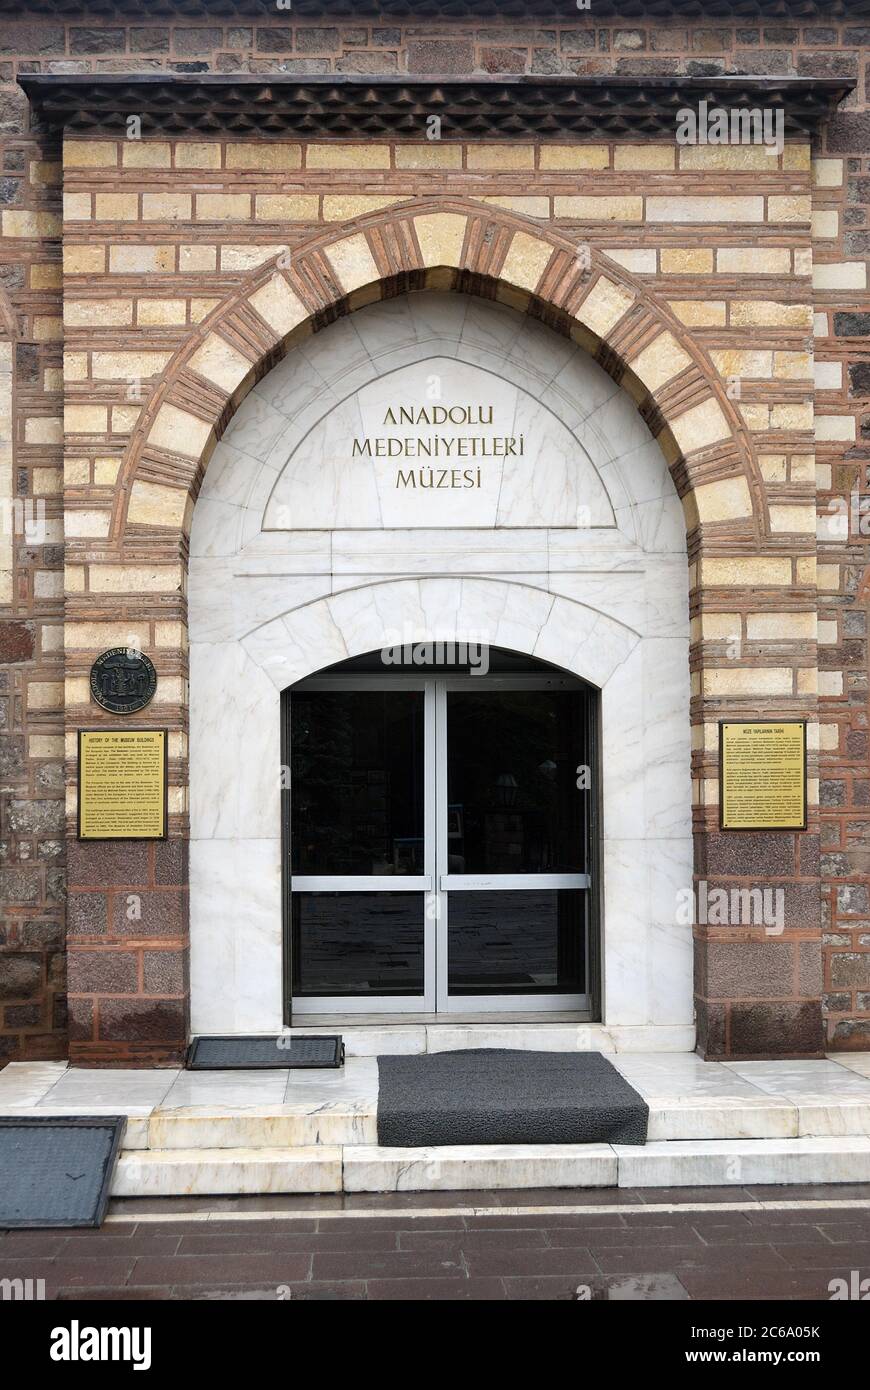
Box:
left=376, top=1049, right=649, bottom=1147
left=0, top=1116, right=126, bottom=1229
left=187, top=1035, right=344, bottom=1069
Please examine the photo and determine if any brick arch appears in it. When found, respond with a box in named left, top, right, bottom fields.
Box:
left=114, top=198, right=764, bottom=551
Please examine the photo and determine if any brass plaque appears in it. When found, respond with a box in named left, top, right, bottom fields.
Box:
left=77, top=729, right=167, bottom=841
left=720, top=721, right=807, bottom=832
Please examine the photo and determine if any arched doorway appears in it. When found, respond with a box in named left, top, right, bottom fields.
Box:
left=187, top=290, right=692, bottom=1040
left=286, top=646, right=598, bottom=1016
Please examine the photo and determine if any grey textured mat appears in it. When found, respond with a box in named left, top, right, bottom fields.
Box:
left=376, top=1049, right=648, bottom=1147
left=187, top=1035, right=343, bottom=1069
left=0, top=1117, right=126, bottom=1228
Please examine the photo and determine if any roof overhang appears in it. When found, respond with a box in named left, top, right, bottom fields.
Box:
left=19, top=73, right=853, bottom=140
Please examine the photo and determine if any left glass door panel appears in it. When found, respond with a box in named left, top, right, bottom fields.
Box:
left=289, top=687, right=429, bottom=1002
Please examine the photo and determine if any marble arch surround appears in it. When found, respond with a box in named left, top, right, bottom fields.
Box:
left=188, top=292, right=693, bottom=1043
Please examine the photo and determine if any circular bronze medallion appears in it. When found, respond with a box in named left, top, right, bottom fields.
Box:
left=90, top=648, right=157, bottom=714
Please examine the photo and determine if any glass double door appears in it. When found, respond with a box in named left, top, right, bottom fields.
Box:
left=288, top=674, right=593, bottom=1014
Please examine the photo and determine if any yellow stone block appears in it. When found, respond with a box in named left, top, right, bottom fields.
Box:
left=414, top=213, right=467, bottom=270
left=112, top=404, right=141, bottom=434
left=773, top=351, right=812, bottom=380
left=2, top=210, right=62, bottom=237
left=769, top=504, right=817, bottom=533
left=180, top=245, right=217, bottom=272
left=615, top=144, right=675, bottom=170
left=700, top=613, right=741, bottom=640
left=142, top=192, right=192, bottom=221
left=703, top=667, right=792, bottom=697
left=63, top=244, right=106, bottom=274
left=783, top=145, right=811, bottom=171
left=30, top=264, right=62, bottom=290
left=94, top=194, right=139, bottom=222
left=701, top=556, right=792, bottom=586
left=122, top=142, right=171, bottom=168
left=758, top=454, right=787, bottom=482
left=94, top=458, right=120, bottom=486
left=138, top=300, right=187, bottom=326
left=307, top=144, right=389, bottom=169
left=575, top=276, right=635, bottom=338
left=92, top=351, right=172, bottom=380
left=226, top=143, right=302, bottom=171
left=128, top=480, right=189, bottom=528
left=467, top=145, right=534, bottom=170
left=220, top=244, right=284, bottom=271
left=668, top=299, right=726, bottom=327
left=25, top=415, right=62, bottom=444
left=731, top=300, right=812, bottom=329
left=771, top=402, right=813, bottom=431
left=88, top=565, right=183, bottom=594
left=64, top=510, right=112, bottom=538
left=27, top=682, right=63, bottom=710
left=628, top=331, right=692, bottom=393
left=739, top=614, right=817, bottom=639
left=148, top=403, right=212, bottom=459
left=322, top=195, right=407, bottom=220
left=694, top=476, right=753, bottom=522
left=63, top=457, right=90, bottom=485
left=188, top=334, right=253, bottom=394
left=679, top=145, right=774, bottom=170
left=395, top=145, right=463, bottom=170
left=660, top=248, right=714, bottom=274
left=479, top=196, right=549, bottom=218
left=30, top=161, right=61, bottom=187
left=109, top=245, right=175, bottom=274
left=710, top=349, right=772, bottom=379
left=63, top=192, right=91, bottom=221
left=33, top=467, right=61, bottom=495
left=195, top=193, right=249, bottom=221
left=248, top=274, right=307, bottom=336
left=175, top=142, right=222, bottom=170
left=768, top=196, right=811, bottom=223
left=716, top=247, right=791, bottom=274
left=500, top=231, right=553, bottom=292
left=647, top=197, right=763, bottom=223
left=63, top=140, right=118, bottom=167
left=554, top=196, right=643, bottom=221
left=539, top=145, right=609, bottom=170
left=64, top=404, right=108, bottom=434
left=324, top=232, right=380, bottom=293
left=255, top=194, right=318, bottom=220
left=672, top=397, right=730, bottom=455
left=65, top=621, right=150, bottom=649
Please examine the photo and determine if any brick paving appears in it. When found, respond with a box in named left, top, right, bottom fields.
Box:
left=3, top=1185, right=870, bottom=1300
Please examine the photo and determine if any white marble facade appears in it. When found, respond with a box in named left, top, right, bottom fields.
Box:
left=188, top=292, right=693, bottom=1041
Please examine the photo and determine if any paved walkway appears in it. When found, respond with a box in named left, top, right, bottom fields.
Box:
left=3, top=1187, right=870, bottom=1300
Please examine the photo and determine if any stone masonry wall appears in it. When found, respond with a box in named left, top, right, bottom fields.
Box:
left=0, top=5, right=868, bottom=1061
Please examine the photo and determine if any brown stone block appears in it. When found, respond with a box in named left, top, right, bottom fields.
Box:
left=406, top=40, right=474, bottom=74
left=704, top=940, right=794, bottom=1000
left=155, top=838, right=188, bottom=886
left=98, top=997, right=186, bottom=1044
left=67, top=949, right=138, bottom=995
left=830, top=1019, right=870, bottom=1050
left=0, top=621, right=34, bottom=661
left=67, top=892, right=107, bottom=936
left=799, top=834, right=820, bottom=877
left=830, top=952, right=870, bottom=989
left=729, top=1000, right=824, bottom=1058
left=695, top=999, right=726, bottom=1056
left=0, top=953, right=42, bottom=1000
left=67, top=840, right=150, bottom=888
left=143, top=948, right=187, bottom=995
left=798, top=940, right=823, bottom=997
left=701, top=832, right=795, bottom=877
left=67, top=995, right=94, bottom=1042
left=111, top=889, right=185, bottom=937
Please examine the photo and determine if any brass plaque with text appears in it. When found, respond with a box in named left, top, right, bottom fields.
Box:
left=719, top=721, right=807, bottom=832
left=77, top=729, right=167, bottom=841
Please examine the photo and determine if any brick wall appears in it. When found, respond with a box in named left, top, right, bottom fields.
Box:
left=1, top=5, right=869, bottom=1060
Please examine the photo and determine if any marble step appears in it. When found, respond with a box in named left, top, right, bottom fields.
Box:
left=277, top=1023, right=696, bottom=1057
left=138, top=1097, right=870, bottom=1152
left=111, top=1136, right=870, bottom=1197
left=112, top=1145, right=343, bottom=1198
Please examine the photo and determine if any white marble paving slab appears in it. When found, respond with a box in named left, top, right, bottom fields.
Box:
left=112, top=1146, right=343, bottom=1197
left=343, top=1143, right=617, bottom=1192
left=37, top=1068, right=179, bottom=1108
left=161, top=1069, right=290, bottom=1110
left=0, top=1060, right=68, bottom=1106
left=724, top=1059, right=870, bottom=1103
left=615, top=1136, right=870, bottom=1189
left=148, top=1104, right=377, bottom=1150
left=827, top=1052, right=870, bottom=1078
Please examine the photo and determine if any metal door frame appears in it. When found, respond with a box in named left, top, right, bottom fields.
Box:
left=284, top=671, right=595, bottom=1018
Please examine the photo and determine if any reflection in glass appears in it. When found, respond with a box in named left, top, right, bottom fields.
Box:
left=291, top=690, right=424, bottom=875
left=292, top=892, right=424, bottom=996
left=447, top=890, right=585, bottom=995
left=446, top=690, right=586, bottom=873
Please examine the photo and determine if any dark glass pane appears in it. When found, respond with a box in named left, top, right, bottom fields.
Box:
left=292, top=892, right=424, bottom=997
left=291, top=690, right=424, bottom=875
left=447, top=890, right=585, bottom=995
left=446, top=690, right=587, bottom=873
